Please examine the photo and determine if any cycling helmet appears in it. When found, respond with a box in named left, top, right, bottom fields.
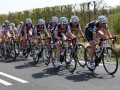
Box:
left=26, top=18, right=32, bottom=24
left=70, top=15, right=79, bottom=22
left=38, top=19, right=45, bottom=25
left=52, top=16, right=58, bottom=23
left=20, top=21, right=24, bottom=24
left=60, top=17, right=68, bottom=24
left=10, top=23, right=15, bottom=27
left=98, top=15, right=108, bottom=23
left=4, top=20, right=10, bottom=26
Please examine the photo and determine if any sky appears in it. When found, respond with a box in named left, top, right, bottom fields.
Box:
left=0, top=0, right=120, bottom=14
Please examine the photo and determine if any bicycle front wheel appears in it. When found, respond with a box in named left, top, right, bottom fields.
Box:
left=65, top=48, right=77, bottom=73
left=102, top=47, right=118, bottom=75
left=77, top=44, right=86, bottom=67
left=43, top=44, right=50, bottom=66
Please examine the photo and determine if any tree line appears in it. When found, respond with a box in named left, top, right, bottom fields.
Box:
left=0, top=0, right=120, bottom=34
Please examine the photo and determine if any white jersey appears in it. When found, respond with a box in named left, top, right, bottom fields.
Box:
left=2, top=26, right=12, bottom=33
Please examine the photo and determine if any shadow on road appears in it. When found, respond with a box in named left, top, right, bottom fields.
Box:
left=32, top=67, right=59, bottom=79
left=65, top=70, right=115, bottom=82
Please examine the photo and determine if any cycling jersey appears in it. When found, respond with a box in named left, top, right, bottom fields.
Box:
left=2, top=26, right=12, bottom=33
left=34, top=25, right=47, bottom=36
left=54, top=24, right=70, bottom=37
left=46, top=22, right=57, bottom=33
left=85, top=20, right=109, bottom=33
left=21, top=24, right=34, bottom=36
left=85, top=20, right=109, bottom=42
left=68, top=22, right=81, bottom=31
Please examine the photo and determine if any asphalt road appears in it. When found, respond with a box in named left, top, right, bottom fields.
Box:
left=0, top=54, right=120, bottom=90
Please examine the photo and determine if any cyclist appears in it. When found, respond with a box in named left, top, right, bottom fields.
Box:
left=53, top=17, right=75, bottom=67
left=34, top=19, right=50, bottom=54
left=17, top=21, right=24, bottom=37
left=46, top=16, right=58, bottom=55
left=69, top=15, right=84, bottom=37
left=69, top=15, right=85, bottom=45
left=21, top=18, right=34, bottom=55
left=10, top=23, right=18, bottom=36
left=17, top=21, right=24, bottom=46
left=85, top=15, right=112, bottom=69
left=2, top=20, right=15, bottom=48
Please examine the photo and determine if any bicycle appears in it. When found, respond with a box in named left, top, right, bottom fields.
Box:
left=32, top=37, right=50, bottom=65
left=73, top=37, right=86, bottom=67
left=52, top=39, right=77, bottom=73
left=21, top=36, right=35, bottom=58
left=2, top=36, right=16, bottom=61
left=84, top=36, right=118, bottom=75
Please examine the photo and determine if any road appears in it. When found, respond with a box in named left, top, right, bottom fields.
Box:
left=0, top=55, right=119, bottom=90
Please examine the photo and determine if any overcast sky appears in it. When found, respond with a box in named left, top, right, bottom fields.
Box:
left=0, top=0, right=120, bottom=14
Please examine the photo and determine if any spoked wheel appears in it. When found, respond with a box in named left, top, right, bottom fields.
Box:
left=102, top=47, right=118, bottom=75
left=30, top=42, right=36, bottom=57
left=14, top=41, right=19, bottom=56
left=84, top=46, right=95, bottom=71
left=51, top=47, right=58, bottom=69
left=43, top=44, right=50, bottom=66
left=76, top=44, right=86, bottom=67
left=10, top=43, right=16, bottom=61
left=33, top=53, right=40, bottom=64
left=65, top=48, right=77, bottom=73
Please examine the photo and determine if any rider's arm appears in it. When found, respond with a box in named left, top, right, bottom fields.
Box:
left=44, top=25, right=50, bottom=37
left=78, top=24, right=84, bottom=37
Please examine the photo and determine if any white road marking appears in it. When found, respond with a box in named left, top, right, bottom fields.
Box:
left=0, top=72, right=29, bottom=83
left=0, top=79, right=13, bottom=86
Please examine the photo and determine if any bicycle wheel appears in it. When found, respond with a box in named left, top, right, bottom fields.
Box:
left=65, top=47, right=77, bottom=73
left=32, top=46, right=40, bottom=64
left=14, top=41, right=19, bottom=56
left=30, top=42, right=36, bottom=57
left=10, top=43, right=16, bottom=61
left=43, top=44, right=50, bottom=65
left=84, top=46, right=95, bottom=71
left=76, top=44, right=86, bottom=67
left=102, top=47, right=118, bottom=75
left=51, top=47, right=58, bottom=69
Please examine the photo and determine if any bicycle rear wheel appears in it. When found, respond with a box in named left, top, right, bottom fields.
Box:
left=84, top=46, right=95, bottom=71
left=77, top=44, right=86, bottom=67
left=102, top=47, right=118, bottom=75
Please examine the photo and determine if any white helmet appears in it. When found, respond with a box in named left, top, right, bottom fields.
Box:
left=10, top=23, right=15, bottom=27
left=52, top=16, right=58, bottom=23
left=4, top=20, right=10, bottom=25
left=70, top=15, right=79, bottom=23
left=26, top=18, right=32, bottom=24
left=60, top=17, right=68, bottom=24
left=98, top=15, right=108, bottom=23
left=20, top=21, right=24, bottom=24
left=38, top=19, right=45, bottom=25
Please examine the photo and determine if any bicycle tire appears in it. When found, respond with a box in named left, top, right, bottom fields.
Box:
left=65, top=47, right=77, bottom=73
left=43, top=44, right=50, bottom=65
left=14, top=41, right=19, bottom=56
left=76, top=44, right=86, bottom=67
left=102, top=47, right=118, bottom=75
left=84, top=46, right=95, bottom=71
